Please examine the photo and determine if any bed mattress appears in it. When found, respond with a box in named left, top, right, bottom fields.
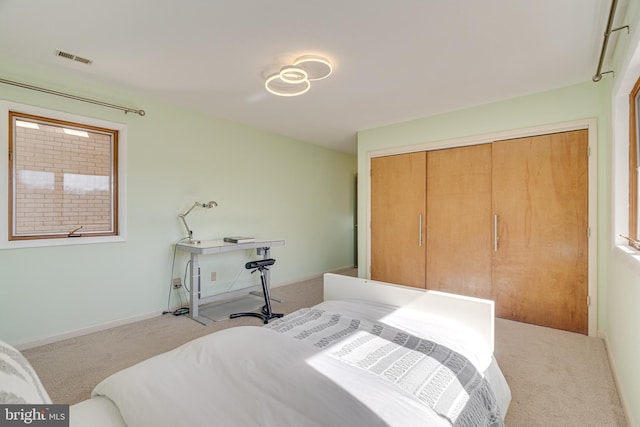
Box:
left=71, top=299, right=510, bottom=427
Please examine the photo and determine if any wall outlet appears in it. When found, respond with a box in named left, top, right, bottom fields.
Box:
left=210, top=272, right=217, bottom=281
left=172, top=278, right=182, bottom=289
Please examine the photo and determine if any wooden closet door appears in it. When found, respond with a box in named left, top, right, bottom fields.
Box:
left=371, top=152, right=426, bottom=288
left=492, top=130, right=589, bottom=334
left=426, top=144, right=494, bottom=299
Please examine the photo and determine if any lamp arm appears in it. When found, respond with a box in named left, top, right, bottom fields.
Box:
left=179, top=201, right=205, bottom=218
left=178, top=213, right=193, bottom=241
left=178, top=202, right=203, bottom=242
left=177, top=201, right=217, bottom=243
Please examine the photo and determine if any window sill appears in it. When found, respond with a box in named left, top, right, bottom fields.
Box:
left=613, top=244, right=640, bottom=275
left=0, top=235, right=126, bottom=250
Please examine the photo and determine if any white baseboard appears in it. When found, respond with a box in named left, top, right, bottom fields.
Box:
left=599, top=329, right=636, bottom=427
left=15, top=310, right=160, bottom=351
left=271, top=265, right=357, bottom=289
left=15, top=267, right=357, bottom=351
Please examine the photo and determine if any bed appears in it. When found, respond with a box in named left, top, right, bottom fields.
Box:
left=3, top=273, right=511, bottom=426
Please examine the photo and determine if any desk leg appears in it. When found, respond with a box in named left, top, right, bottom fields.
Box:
left=188, top=252, right=212, bottom=325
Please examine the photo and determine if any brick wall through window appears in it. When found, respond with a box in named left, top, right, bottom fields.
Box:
left=9, top=112, right=118, bottom=239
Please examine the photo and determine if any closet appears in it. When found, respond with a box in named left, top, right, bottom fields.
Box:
left=370, top=130, right=589, bottom=334
left=371, top=151, right=426, bottom=288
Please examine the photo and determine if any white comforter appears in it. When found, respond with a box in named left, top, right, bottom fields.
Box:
left=84, top=300, right=510, bottom=427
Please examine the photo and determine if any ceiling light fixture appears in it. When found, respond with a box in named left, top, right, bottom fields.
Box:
left=293, top=55, right=333, bottom=81
left=279, top=65, right=308, bottom=84
left=265, top=73, right=311, bottom=97
left=265, top=55, right=332, bottom=97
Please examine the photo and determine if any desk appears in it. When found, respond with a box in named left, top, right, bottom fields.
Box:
left=176, top=239, right=285, bottom=325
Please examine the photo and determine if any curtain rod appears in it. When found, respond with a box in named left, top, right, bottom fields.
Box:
left=0, top=77, right=146, bottom=116
left=593, top=0, right=629, bottom=82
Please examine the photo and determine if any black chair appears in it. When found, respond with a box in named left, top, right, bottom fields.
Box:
left=229, top=258, right=283, bottom=324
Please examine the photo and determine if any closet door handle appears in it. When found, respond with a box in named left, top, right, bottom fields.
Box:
left=494, top=214, right=499, bottom=252
left=419, top=213, right=423, bottom=247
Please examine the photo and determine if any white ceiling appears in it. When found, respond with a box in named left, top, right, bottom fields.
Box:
left=0, top=1, right=619, bottom=154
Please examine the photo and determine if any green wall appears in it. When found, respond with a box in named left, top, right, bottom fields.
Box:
left=601, top=1, right=640, bottom=425
left=0, top=60, right=356, bottom=346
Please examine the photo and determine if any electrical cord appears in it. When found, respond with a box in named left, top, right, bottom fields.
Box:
left=164, top=243, right=260, bottom=315
left=217, top=249, right=256, bottom=294
left=198, top=249, right=254, bottom=298
left=163, top=237, right=189, bottom=315
left=182, top=259, right=191, bottom=293
left=177, top=285, right=184, bottom=309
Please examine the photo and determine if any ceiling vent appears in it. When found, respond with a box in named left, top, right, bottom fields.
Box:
left=55, top=50, right=93, bottom=65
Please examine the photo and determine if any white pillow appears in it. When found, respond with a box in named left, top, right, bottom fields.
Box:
left=0, top=339, right=51, bottom=404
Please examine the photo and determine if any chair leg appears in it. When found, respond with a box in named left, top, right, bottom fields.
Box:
left=230, top=268, right=282, bottom=324
left=258, top=269, right=283, bottom=323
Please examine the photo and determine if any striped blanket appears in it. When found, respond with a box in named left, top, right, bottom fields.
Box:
left=267, top=307, right=503, bottom=427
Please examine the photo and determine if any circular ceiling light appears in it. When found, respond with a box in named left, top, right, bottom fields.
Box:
left=279, top=65, right=308, bottom=84
left=265, top=72, right=311, bottom=97
left=293, top=55, right=333, bottom=81
left=264, top=54, right=332, bottom=97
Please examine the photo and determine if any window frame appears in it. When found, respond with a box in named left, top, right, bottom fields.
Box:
left=9, top=111, right=119, bottom=240
left=628, top=77, right=640, bottom=250
left=0, top=101, right=127, bottom=249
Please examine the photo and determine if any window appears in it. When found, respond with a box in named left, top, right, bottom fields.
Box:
left=628, top=77, right=640, bottom=250
left=8, top=111, right=119, bottom=240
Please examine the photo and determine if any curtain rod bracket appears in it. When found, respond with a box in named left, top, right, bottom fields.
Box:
left=592, top=70, right=614, bottom=83
left=592, top=0, right=629, bottom=83
left=610, top=25, right=630, bottom=36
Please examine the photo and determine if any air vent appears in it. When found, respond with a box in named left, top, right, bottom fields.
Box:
left=55, top=50, right=93, bottom=65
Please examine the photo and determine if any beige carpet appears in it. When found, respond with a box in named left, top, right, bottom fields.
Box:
left=23, top=272, right=327, bottom=406
left=495, top=318, right=627, bottom=426
left=23, top=271, right=627, bottom=426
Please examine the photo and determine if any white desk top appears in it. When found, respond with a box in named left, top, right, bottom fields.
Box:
left=176, top=239, right=285, bottom=255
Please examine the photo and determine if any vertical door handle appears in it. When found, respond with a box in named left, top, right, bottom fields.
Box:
left=494, top=214, right=499, bottom=252
left=419, top=213, right=423, bottom=246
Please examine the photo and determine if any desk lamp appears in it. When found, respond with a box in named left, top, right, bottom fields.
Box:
left=178, top=200, right=218, bottom=244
